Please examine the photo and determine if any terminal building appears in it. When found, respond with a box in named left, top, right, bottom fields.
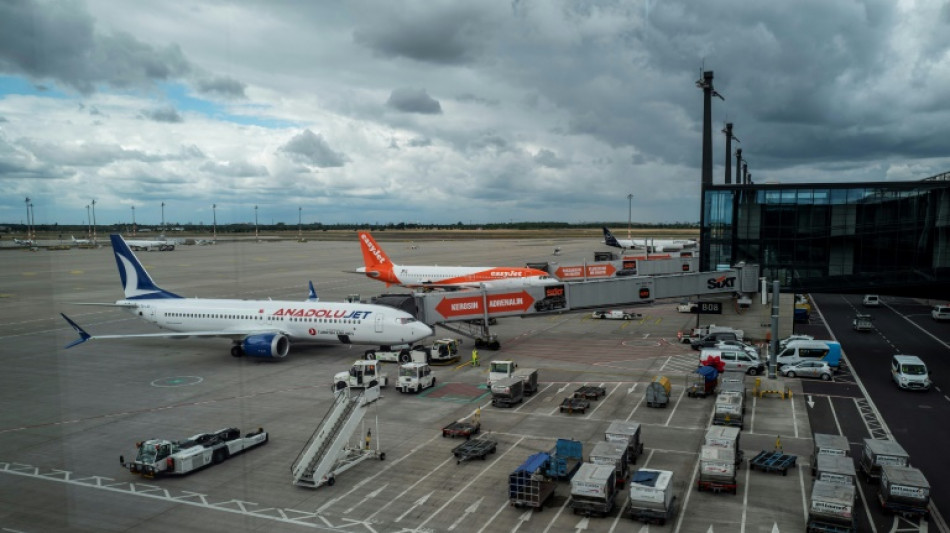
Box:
left=699, top=175, right=950, bottom=298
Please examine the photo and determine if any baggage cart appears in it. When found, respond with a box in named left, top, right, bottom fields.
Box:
left=574, top=385, right=607, bottom=400
left=859, top=438, right=909, bottom=483
left=605, top=421, right=644, bottom=464
left=712, top=392, right=743, bottom=428
left=545, top=439, right=583, bottom=480
left=811, top=433, right=850, bottom=476
left=559, top=397, right=590, bottom=414
left=645, top=376, right=671, bottom=408
left=815, top=454, right=856, bottom=487
left=878, top=465, right=930, bottom=517
left=807, top=480, right=856, bottom=533
left=687, top=365, right=719, bottom=398
left=749, top=450, right=797, bottom=475
left=509, top=452, right=557, bottom=509
left=704, top=426, right=743, bottom=466
left=452, top=437, right=497, bottom=464
left=697, top=446, right=737, bottom=494
left=442, top=420, right=481, bottom=439
left=569, top=463, right=617, bottom=517
left=589, top=440, right=629, bottom=485
left=627, top=469, right=677, bottom=525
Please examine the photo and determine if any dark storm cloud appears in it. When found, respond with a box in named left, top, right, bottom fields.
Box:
left=387, top=88, right=442, bottom=114
left=0, top=0, right=244, bottom=97
left=534, top=149, right=566, bottom=169
left=279, top=129, right=348, bottom=168
left=352, top=5, right=487, bottom=64
left=142, top=107, right=184, bottom=123
left=195, top=75, right=247, bottom=99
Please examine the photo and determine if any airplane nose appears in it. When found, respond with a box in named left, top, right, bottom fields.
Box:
left=419, top=323, right=434, bottom=338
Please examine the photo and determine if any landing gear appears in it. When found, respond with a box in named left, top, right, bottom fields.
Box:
left=231, top=345, right=244, bottom=358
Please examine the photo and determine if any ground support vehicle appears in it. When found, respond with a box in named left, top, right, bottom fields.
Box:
left=397, top=362, right=435, bottom=393
left=852, top=314, right=873, bottom=332
left=589, top=441, right=629, bottom=486
left=749, top=450, right=797, bottom=475
left=704, top=427, right=743, bottom=466
left=491, top=377, right=524, bottom=407
left=645, top=376, right=671, bottom=408
left=627, top=469, right=677, bottom=525
left=878, top=465, right=930, bottom=517
left=712, top=393, right=744, bottom=428
left=859, top=439, right=909, bottom=482
left=605, top=421, right=644, bottom=464
left=364, top=344, right=421, bottom=363
left=687, top=366, right=719, bottom=398
left=487, top=361, right=538, bottom=393
left=807, top=480, right=856, bottom=533
left=442, top=420, right=481, bottom=439
left=574, top=385, right=607, bottom=400
left=815, top=455, right=857, bottom=488
left=559, top=397, right=590, bottom=414
left=545, top=439, right=583, bottom=479
left=413, top=338, right=462, bottom=364
left=509, top=452, right=558, bottom=509
left=697, top=445, right=737, bottom=494
left=123, top=427, right=268, bottom=477
left=452, top=437, right=497, bottom=464
left=569, top=463, right=618, bottom=517
left=591, top=309, right=642, bottom=320
left=811, top=433, right=850, bottom=476
left=513, top=368, right=539, bottom=395
left=333, top=360, right=388, bottom=391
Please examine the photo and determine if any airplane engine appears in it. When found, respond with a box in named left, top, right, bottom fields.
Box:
left=242, top=334, right=290, bottom=358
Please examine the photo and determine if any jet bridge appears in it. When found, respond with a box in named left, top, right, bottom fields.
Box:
left=407, top=263, right=761, bottom=349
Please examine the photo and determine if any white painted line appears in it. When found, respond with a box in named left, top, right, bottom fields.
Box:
left=658, top=355, right=673, bottom=372
left=478, top=501, right=511, bottom=533
left=365, top=454, right=454, bottom=521
left=790, top=389, right=799, bottom=438
left=663, top=388, right=686, bottom=426
left=625, top=385, right=647, bottom=422
left=394, top=491, right=432, bottom=523
left=741, top=459, right=751, bottom=533
left=828, top=396, right=843, bottom=435
left=798, top=455, right=808, bottom=522
left=447, top=497, right=482, bottom=531
left=514, top=382, right=554, bottom=412
left=750, top=394, right=757, bottom=434
left=541, top=487, right=572, bottom=533
left=672, top=453, right=701, bottom=533
left=853, top=476, right=877, bottom=533
left=586, top=382, right=622, bottom=419
left=343, top=482, right=387, bottom=514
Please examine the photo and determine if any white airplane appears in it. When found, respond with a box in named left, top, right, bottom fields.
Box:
left=125, top=236, right=176, bottom=251
left=13, top=238, right=34, bottom=246
left=61, top=234, right=433, bottom=359
left=71, top=235, right=92, bottom=245
left=602, top=227, right=697, bottom=253
left=353, top=231, right=557, bottom=290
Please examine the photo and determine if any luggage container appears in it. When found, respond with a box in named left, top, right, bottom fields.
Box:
left=589, top=441, right=629, bottom=485
left=697, top=445, right=737, bottom=494
left=859, top=439, right=909, bottom=482
left=704, top=426, right=743, bottom=466
left=569, top=463, right=618, bottom=517
left=508, top=452, right=557, bottom=509
left=811, top=433, right=850, bottom=476
left=712, top=393, right=743, bottom=428
left=807, top=480, right=856, bottom=533
left=545, top=438, right=583, bottom=480
left=815, top=454, right=856, bottom=487
left=605, top=421, right=644, bottom=464
left=627, top=468, right=677, bottom=525
left=879, top=465, right=930, bottom=517
left=645, top=376, right=671, bottom=408
left=718, top=374, right=746, bottom=412
left=491, top=377, right=524, bottom=408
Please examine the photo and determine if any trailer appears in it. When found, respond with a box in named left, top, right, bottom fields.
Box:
left=852, top=314, right=873, bottom=332
left=704, top=426, right=743, bottom=466
left=645, top=376, right=671, bottom=408
left=509, top=452, right=558, bottom=509
left=718, top=374, right=746, bottom=411
left=442, top=420, right=480, bottom=439
left=712, top=393, right=744, bottom=429
left=559, top=397, right=590, bottom=414
left=627, top=469, right=677, bottom=525
left=811, top=433, right=850, bottom=476
left=859, top=438, right=909, bottom=483
left=749, top=450, right=797, bottom=475
left=569, top=463, right=618, bottom=517
left=697, top=445, right=737, bottom=494
left=491, top=377, right=524, bottom=407
left=605, top=421, right=644, bottom=464
left=815, top=454, right=857, bottom=487
left=687, top=365, right=719, bottom=398
left=807, top=480, right=856, bottom=533
left=589, top=441, right=629, bottom=486
left=513, top=368, right=540, bottom=395
left=545, top=439, right=583, bottom=480
left=452, top=437, right=498, bottom=464
left=123, top=427, right=268, bottom=477
left=879, top=465, right=930, bottom=517
left=574, top=385, right=607, bottom=400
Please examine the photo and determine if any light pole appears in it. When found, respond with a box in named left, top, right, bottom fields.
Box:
left=86, top=204, right=91, bottom=239
left=131, top=205, right=136, bottom=236
left=91, top=199, right=97, bottom=244
left=627, top=193, right=634, bottom=239
left=29, top=202, right=34, bottom=241
left=254, top=205, right=259, bottom=240
left=24, top=198, right=30, bottom=241
left=298, top=207, right=302, bottom=239
left=212, top=204, right=217, bottom=242
left=161, top=202, right=165, bottom=234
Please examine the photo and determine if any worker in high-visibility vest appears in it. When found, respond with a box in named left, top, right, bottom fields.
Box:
left=471, top=348, right=479, bottom=367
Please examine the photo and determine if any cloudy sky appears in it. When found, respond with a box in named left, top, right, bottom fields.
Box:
left=1, top=0, right=949, bottom=227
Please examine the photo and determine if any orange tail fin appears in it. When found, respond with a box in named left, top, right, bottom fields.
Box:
left=358, top=232, right=396, bottom=285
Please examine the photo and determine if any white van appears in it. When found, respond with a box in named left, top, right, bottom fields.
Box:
left=891, top=355, right=931, bottom=391
left=775, top=340, right=842, bottom=370
left=863, top=294, right=880, bottom=307
left=932, top=305, right=950, bottom=321
left=700, top=347, right=764, bottom=375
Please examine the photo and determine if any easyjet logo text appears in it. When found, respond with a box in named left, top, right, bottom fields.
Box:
left=360, top=234, right=387, bottom=265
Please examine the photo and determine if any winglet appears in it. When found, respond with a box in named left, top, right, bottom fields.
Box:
left=602, top=227, right=621, bottom=249
left=61, top=313, right=91, bottom=348
left=307, top=281, right=319, bottom=302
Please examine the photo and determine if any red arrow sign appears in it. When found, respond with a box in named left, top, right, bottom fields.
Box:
left=435, top=291, right=534, bottom=318
left=554, top=263, right=616, bottom=278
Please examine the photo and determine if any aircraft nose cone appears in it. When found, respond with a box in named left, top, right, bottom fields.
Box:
left=419, top=323, right=434, bottom=339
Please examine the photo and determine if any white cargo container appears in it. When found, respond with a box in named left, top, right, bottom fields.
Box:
left=697, top=445, right=737, bottom=494
left=589, top=441, right=628, bottom=485
left=811, top=432, right=851, bottom=475
left=605, top=421, right=643, bottom=464
left=712, top=393, right=743, bottom=428
left=569, top=463, right=617, bottom=517
left=859, top=438, right=909, bottom=481
left=627, top=468, right=677, bottom=525
left=879, top=465, right=930, bottom=516
left=815, top=454, right=857, bottom=487
left=807, top=480, right=855, bottom=531
left=704, top=426, right=742, bottom=465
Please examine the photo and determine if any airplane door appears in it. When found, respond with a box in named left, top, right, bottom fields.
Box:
left=375, top=313, right=384, bottom=333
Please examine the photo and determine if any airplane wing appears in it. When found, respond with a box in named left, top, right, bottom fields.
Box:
left=60, top=313, right=284, bottom=348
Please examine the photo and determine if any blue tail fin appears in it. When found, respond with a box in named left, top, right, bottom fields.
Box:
left=110, top=234, right=181, bottom=300
left=602, top=227, right=621, bottom=249
left=307, top=281, right=319, bottom=302
left=61, top=313, right=91, bottom=348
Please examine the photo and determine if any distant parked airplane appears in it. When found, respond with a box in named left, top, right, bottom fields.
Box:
left=61, top=234, right=433, bottom=359
left=602, top=227, right=697, bottom=253
left=13, top=238, right=34, bottom=246
left=125, top=236, right=176, bottom=251
left=71, top=235, right=92, bottom=245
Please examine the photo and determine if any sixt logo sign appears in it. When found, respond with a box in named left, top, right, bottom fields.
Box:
left=707, top=275, right=736, bottom=290
left=361, top=234, right=386, bottom=265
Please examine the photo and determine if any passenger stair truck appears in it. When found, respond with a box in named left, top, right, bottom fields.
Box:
left=509, top=452, right=558, bottom=509
left=123, top=427, right=268, bottom=477
left=627, top=469, right=677, bottom=525
left=807, top=480, right=856, bottom=533
left=878, top=465, right=930, bottom=517
left=544, top=438, right=583, bottom=480
left=569, top=463, right=618, bottom=517
left=291, top=385, right=384, bottom=488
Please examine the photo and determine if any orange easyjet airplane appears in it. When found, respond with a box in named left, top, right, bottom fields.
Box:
left=354, top=231, right=558, bottom=289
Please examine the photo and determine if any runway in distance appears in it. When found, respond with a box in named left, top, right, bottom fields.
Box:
left=354, top=231, right=558, bottom=290
left=125, top=236, right=176, bottom=251
left=602, top=226, right=697, bottom=253
left=61, top=234, right=433, bottom=359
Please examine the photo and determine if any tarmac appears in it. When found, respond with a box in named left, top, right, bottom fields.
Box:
left=0, top=236, right=818, bottom=533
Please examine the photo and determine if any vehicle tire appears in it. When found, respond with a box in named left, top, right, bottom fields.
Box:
left=335, top=381, right=346, bottom=391
left=488, top=340, right=501, bottom=350
left=364, top=350, right=376, bottom=360
left=399, top=351, right=411, bottom=363
left=787, top=371, right=796, bottom=378
left=369, top=380, right=378, bottom=388
left=231, top=346, right=243, bottom=357
left=432, top=377, right=436, bottom=387
left=380, top=452, right=386, bottom=461
left=747, top=367, right=758, bottom=376
left=327, top=476, right=335, bottom=487
left=820, top=373, right=831, bottom=381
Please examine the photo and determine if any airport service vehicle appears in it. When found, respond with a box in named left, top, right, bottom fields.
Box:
left=491, top=377, right=524, bottom=407
left=878, top=465, right=931, bottom=517
left=807, top=480, right=856, bottom=533
left=779, top=334, right=814, bottom=350
left=781, top=360, right=834, bottom=381
left=605, top=421, right=644, bottom=464
left=364, top=344, right=419, bottom=363
left=775, top=340, right=842, bottom=370
left=452, top=436, right=497, bottom=464
left=126, top=237, right=176, bottom=251
left=700, top=347, right=764, bottom=375
left=509, top=452, right=558, bottom=509
left=412, top=338, right=462, bottom=364
left=891, top=354, right=931, bottom=391
left=697, top=445, right=736, bottom=494
left=569, top=463, right=618, bottom=517
left=627, top=469, right=677, bottom=525
left=122, top=427, right=267, bottom=477
left=591, top=309, right=642, bottom=320
left=61, top=234, right=433, bottom=359
left=544, top=439, right=583, bottom=480
left=691, top=331, right=741, bottom=351
left=645, top=376, right=671, bottom=408
left=442, top=420, right=480, bottom=439
left=852, top=314, right=873, bottom=332
left=863, top=294, right=881, bottom=307
left=677, top=301, right=698, bottom=314
left=687, top=325, right=745, bottom=343
left=589, top=441, right=629, bottom=486
left=811, top=433, right=850, bottom=476
left=859, top=438, right=909, bottom=482
left=487, top=360, right=538, bottom=394
left=815, top=455, right=857, bottom=487
left=397, top=362, right=435, bottom=393
left=932, top=304, right=950, bottom=321
left=333, top=360, right=388, bottom=390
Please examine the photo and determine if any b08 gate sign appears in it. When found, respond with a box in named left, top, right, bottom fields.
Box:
left=695, top=301, right=722, bottom=314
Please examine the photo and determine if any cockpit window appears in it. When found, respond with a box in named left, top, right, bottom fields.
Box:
left=397, top=317, right=417, bottom=324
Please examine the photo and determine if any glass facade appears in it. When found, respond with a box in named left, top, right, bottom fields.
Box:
left=702, top=181, right=950, bottom=297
